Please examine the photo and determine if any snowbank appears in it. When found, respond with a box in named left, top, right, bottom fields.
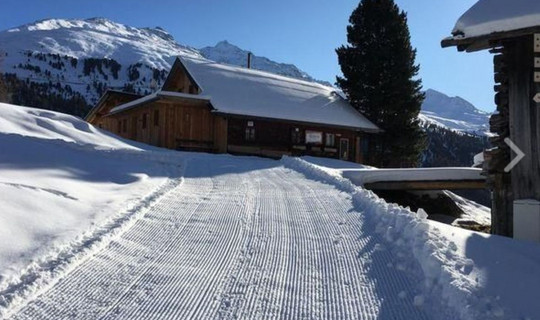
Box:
left=0, top=103, right=183, bottom=316
left=282, top=156, right=540, bottom=320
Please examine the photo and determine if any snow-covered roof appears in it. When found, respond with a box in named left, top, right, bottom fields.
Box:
left=443, top=0, right=540, bottom=50
left=85, top=90, right=141, bottom=122
left=179, top=56, right=381, bottom=132
left=109, top=91, right=211, bottom=115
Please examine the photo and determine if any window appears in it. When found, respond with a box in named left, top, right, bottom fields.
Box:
left=188, top=85, right=196, bottom=94
left=245, top=127, right=256, bottom=141
left=117, top=120, right=121, bottom=133
left=291, top=128, right=303, bottom=144
left=122, top=119, right=127, bottom=133
left=142, top=113, right=148, bottom=129
left=154, top=110, right=159, bottom=126
left=325, top=133, right=335, bottom=147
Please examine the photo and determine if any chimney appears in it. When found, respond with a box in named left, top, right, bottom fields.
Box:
left=247, top=52, right=252, bottom=69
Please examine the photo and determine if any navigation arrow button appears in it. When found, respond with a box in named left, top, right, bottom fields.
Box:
left=504, top=138, right=525, bottom=172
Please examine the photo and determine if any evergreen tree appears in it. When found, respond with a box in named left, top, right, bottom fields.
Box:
left=0, top=52, right=8, bottom=102
left=0, top=74, right=7, bottom=102
left=336, top=0, right=426, bottom=167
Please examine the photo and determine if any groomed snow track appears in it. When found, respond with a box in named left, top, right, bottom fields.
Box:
left=7, top=155, right=433, bottom=319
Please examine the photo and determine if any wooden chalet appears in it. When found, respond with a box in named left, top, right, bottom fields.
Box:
left=442, top=0, right=540, bottom=239
left=86, top=56, right=382, bottom=164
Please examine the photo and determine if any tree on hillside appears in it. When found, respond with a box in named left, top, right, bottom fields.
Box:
left=0, top=51, right=7, bottom=102
left=336, top=0, right=426, bottom=167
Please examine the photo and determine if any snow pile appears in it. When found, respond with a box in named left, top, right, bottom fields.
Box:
left=445, top=191, right=491, bottom=226
left=282, top=156, right=540, bottom=320
left=0, top=103, right=183, bottom=316
left=452, top=0, right=540, bottom=38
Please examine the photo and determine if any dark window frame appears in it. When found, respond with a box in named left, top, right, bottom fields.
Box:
left=142, top=113, right=148, bottom=129
left=325, top=133, right=335, bottom=147
left=154, top=110, right=159, bottom=126
left=291, top=128, right=303, bottom=144
left=245, top=127, right=256, bottom=142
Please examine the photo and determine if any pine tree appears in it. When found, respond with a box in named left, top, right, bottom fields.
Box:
left=336, top=0, right=426, bottom=167
left=0, top=52, right=8, bottom=102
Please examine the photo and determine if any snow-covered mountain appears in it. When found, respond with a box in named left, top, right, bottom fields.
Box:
left=0, top=18, right=326, bottom=108
left=420, top=89, right=491, bottom=136
left=200, top=40, right=328, bottom=84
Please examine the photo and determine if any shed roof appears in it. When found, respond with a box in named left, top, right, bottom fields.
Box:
left=85, top=90, right=141, bottom=122
left=442, top=0, right=540, bottom=51
left=108, top=91, right=211, bottom=115
left=178, top=57, right=381, bottom=132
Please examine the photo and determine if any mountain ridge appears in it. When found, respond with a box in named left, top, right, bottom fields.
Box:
left=0, top=17, right=490, bottom=167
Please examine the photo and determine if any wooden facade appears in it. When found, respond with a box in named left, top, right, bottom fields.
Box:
left=86, top=58, right=381, bottom=165
left=86, top=91, right=141, bottom=128
left=100, top=98, right=221, bottom=152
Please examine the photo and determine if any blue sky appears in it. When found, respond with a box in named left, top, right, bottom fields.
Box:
left=0, top=0, right=494, bottom=112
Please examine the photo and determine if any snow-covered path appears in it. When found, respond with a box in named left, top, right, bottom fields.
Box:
left=8, top=155, right=428, bottom=319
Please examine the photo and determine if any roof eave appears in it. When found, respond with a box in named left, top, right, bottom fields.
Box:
left=212, top=110, right=382, bottom=133
left=442, top=26, right=540, bottom=52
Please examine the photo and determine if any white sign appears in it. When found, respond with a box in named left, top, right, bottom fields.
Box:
left=305, top=130, right=322, bottom=144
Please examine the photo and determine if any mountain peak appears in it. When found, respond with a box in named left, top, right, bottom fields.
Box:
left=200, top=40, right=328, bottom=85
left=421, top=89, right=491, bottom=135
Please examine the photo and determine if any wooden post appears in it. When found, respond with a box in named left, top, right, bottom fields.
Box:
left=487, top=35, right=540, bottom=237
left=507, top=37, right=540, bottom=201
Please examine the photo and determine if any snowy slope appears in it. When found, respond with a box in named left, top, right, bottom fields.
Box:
left=0, top=18, right=202, bottom=105
left=1, top=18, right=201, bottom=70
left=420, top=89, right=491, bottom=136
left=0, top=18, right=328, bottom=107
left=0, top=103, right=184, bottom=312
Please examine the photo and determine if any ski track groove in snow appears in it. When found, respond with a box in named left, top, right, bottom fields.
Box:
left=0, top=156, right=185, bottom=319
left=8, top=156, right=430, bottom=319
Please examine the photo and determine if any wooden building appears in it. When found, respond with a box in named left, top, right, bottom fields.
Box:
left=442, top=0, right=540, bottom=238
left=86, top=56, right=382, bottom=164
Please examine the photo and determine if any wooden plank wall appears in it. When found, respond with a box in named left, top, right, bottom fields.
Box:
left=102, top=101, right=216, bottom=151
left=226, top=117, right=376, bottom=164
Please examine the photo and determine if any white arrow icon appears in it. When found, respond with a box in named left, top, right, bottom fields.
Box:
left=534, top=93, right=540, bottom=103
left=504, top=138, right=525, bottom=172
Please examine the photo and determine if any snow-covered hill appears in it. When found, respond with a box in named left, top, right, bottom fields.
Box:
left=0, top=18, right=202, bottom=106
left=0, top=18, right=326, bottom=107
left=0, top=102, right=184, bottom=313
left=420, top=89, right=491, bottom=136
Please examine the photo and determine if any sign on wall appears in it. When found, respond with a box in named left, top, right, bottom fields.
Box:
left=305, top=130, right=323, bottom=144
